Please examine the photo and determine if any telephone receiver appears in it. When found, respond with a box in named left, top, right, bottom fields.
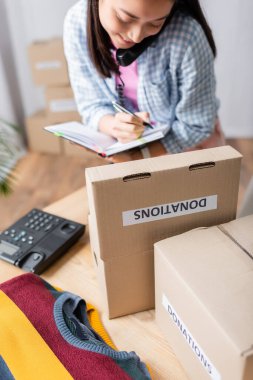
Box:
left=116, top=34, right=158, bottom=67
left=116, top=5, right=177, bottom=67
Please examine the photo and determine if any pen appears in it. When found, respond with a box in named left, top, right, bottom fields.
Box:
left=112, top=101, right=154, bottom=129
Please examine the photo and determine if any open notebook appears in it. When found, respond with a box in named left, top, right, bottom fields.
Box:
left=45, top=121, right=170, bottom=157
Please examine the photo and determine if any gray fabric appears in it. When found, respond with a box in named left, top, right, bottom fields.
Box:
left=54, top=292, right=151, bottom=379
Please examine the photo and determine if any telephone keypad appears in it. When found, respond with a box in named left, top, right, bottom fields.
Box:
left=0, top=208, right=85, bottom=274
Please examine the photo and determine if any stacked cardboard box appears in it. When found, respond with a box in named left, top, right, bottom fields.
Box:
left=28, top=38, right=69, bottom=86
left=86, top=146, right=242, bottom=319
left=26, top=38, right=82, bottom=156
left=26, top=110, right=62, bottom=154
left=155, top=214, right=253, bottom=380
left=86, top=145, right=253, bottom=377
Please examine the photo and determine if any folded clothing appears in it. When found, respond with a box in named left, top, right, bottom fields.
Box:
left=0, top=273, right=151, bottom=380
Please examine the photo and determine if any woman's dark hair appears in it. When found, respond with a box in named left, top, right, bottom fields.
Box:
left=87, top=0, right=217, bottom=78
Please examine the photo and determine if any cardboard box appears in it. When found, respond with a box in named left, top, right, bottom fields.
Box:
left=28, top=38, right=69, bottom=86
left=86, top=146, right=242, bottom=318
left=63, top=139, right=86, bottom=157
left=63, top=139, right=94, bottom=158
left=25, top=110, right=62, bottom=154
left=45, top=86, right=81, bottom=124
left=155, top=214, right=253, bottom=380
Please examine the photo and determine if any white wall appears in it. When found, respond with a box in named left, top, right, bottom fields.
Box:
left=202, top=0, right=253, bottom=137
left=0, top=56, right=16, bottom=123
left=0, top=0, right=24, bottom=126
left=2, top=0, right=253, bottom=137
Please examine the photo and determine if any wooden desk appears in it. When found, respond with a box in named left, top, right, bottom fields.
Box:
left=0, top=188, right=189, bottom=380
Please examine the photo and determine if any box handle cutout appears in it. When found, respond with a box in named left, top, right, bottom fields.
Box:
left=189, top=162, right=215, bottom=171
left=123, top=172, right=151, bottom=182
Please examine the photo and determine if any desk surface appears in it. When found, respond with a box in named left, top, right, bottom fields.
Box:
left=0, top=188, right=189, bottom=380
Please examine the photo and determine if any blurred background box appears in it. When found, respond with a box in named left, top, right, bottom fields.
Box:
left=25, top=110, right=63, bottom=154
left=28, top=38, right=69, bottom=86
left=63, top=139, right=94, bottom=158
left=45, top=85, right=81, bottom=124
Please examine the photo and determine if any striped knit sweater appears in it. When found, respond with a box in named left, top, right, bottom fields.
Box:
left=0, top=274, right=151, bottom=379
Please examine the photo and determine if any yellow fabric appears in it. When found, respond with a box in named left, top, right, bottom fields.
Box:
left=86, top=302, right=117, bottom=350
left=0, top=291, right=73, bottom=380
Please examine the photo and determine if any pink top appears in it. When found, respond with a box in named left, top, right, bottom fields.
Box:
left=115, top=61, right=139, bottom=111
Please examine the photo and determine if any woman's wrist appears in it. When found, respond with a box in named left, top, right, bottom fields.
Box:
left=98, top=114, right=115, bottom=136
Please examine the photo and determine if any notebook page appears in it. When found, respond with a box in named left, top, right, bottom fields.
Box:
left=45, top=122, right=116, bottom=150
left=106, top=124, right=170, bottom=155
left=45, top=121, right=170, bottom=155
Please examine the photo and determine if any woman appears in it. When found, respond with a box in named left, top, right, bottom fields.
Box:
left=64, top=0, right=224, bottom=161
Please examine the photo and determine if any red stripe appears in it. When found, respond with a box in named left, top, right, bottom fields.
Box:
left=0, top=274, right=131, bottom=380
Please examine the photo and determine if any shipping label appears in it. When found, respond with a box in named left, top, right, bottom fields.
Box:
left=122, top=195, right=217, bottom=226
left=35, top=60, right=62, bottom=70
left=162, top=294, right=221, bottom=380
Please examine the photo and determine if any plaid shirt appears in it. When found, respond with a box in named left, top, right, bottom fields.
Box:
left=64, top=0, right=219, bottom=153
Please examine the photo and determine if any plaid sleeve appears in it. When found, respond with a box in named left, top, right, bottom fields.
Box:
left=63, top=5, right=114, bottom=131
left=161, top=22, right=218, bottom=153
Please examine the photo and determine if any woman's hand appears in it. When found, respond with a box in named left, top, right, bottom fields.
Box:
left=110, top=111, right=150, bottom=143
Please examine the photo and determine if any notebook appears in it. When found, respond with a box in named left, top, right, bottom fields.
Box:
left=44, top=121, right=170, bottom=157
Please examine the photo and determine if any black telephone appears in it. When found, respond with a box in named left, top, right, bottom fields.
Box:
left=0, top=208, right=85, bottom=274
left=116, top=33, right=159, bottom=67
left=116, top=5, right=176, bottom=66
